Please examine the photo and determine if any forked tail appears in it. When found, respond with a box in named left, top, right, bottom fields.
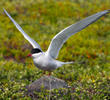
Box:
left=63, top=61, right=74, bottom=64
left=56, top=60, right=74, bottom=68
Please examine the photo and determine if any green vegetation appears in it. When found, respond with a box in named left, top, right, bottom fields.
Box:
left=0, top=0, right=110, bottom=99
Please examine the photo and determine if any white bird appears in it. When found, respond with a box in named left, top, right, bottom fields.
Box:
left=3, top=8, right=110, bottom=75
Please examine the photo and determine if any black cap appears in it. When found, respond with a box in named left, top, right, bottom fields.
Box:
left=31, top=48, right=42, bottom=54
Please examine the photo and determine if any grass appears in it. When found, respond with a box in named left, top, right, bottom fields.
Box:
left=0, top=0, right=110, bottom=99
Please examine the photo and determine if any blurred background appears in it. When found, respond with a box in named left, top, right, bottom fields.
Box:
left=0, top=0, right=110, bottom=99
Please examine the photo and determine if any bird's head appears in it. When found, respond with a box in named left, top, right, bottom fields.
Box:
left=27, top=48, right=42, bottom=58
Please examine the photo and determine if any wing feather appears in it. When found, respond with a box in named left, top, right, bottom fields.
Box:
left=47, top=10, right=110, bottom=59
left=3, top=8, right=42, bottom=50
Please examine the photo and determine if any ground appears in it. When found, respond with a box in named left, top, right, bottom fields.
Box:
left=0, top=0, right=110, bottom=99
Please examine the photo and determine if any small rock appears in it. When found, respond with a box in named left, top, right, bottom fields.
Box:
left=26, top=75, right=69, bottom=93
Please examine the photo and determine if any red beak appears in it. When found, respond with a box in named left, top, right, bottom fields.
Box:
left=27, top=54, right=32, bottom=57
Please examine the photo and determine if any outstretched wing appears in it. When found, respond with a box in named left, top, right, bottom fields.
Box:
left=3, top=8, right=42, bottom=50
left=47, top=10, right=110, bottom=59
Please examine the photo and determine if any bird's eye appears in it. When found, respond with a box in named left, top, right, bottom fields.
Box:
left=31, top=48, right=42, bottom=54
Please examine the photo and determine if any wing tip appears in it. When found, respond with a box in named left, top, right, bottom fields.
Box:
left=103, top=9, right=110, bottom=14
left=3, top=8, right=8, bottom=15
left=3, top=8, right=6, bottom=12
left=107, top=9, right=110, bottom=13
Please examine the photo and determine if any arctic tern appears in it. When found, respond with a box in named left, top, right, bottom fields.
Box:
left=3, top=9, right=110, bottom=75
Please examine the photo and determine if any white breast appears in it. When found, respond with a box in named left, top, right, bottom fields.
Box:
left=32, top=52, right=57, bottom=71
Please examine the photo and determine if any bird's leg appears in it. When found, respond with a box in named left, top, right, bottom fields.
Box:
left=43, top=71, right=46, bottom=75
left=48, top=72, right=52, bottom=76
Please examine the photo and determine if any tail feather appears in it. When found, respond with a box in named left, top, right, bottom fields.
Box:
left=63, top=61, right=74, bottom=65
left=56, top=61, right=74, bottom=68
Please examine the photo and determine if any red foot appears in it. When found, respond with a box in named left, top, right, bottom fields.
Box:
left=48, top=72, right=51, bottom=76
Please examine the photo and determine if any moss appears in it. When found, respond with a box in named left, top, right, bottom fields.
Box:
left=0, top=0, right=110, bottom=99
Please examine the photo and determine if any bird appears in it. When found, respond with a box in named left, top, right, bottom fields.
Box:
left=3, top=8, right=110, bottom=75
